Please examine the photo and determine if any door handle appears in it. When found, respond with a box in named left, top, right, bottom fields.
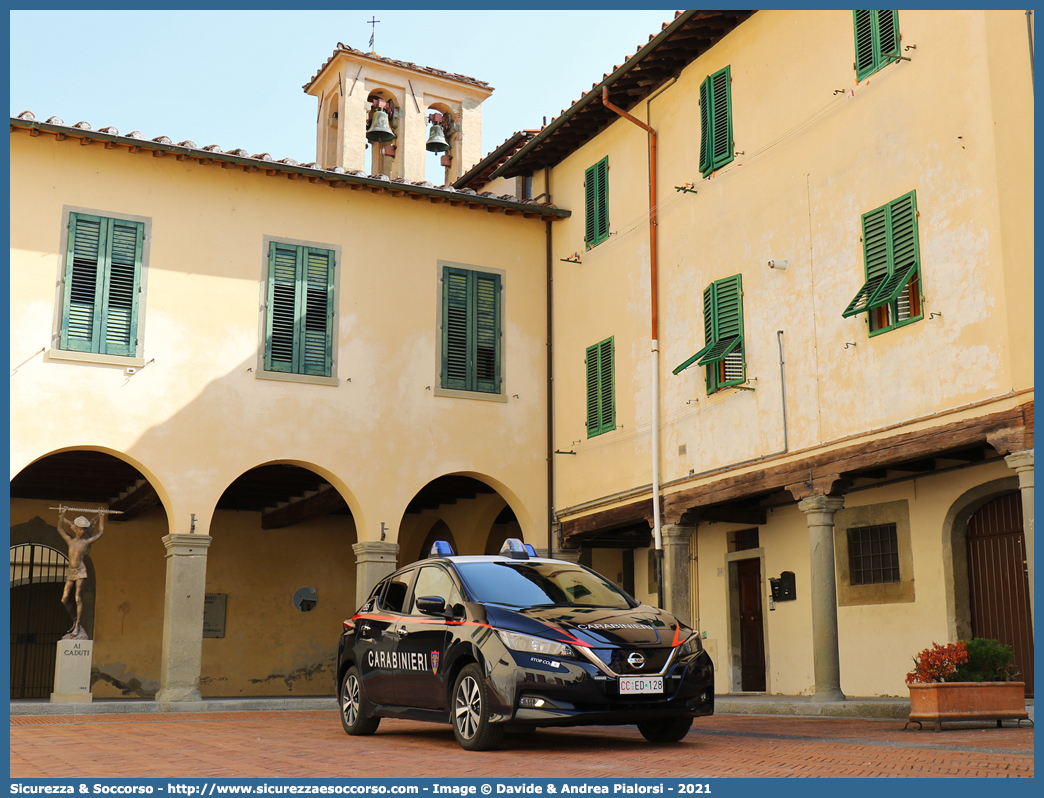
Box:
left=397, top=625, right=409, bottom=638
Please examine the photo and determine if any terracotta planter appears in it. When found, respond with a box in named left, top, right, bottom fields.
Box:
left=906, top=681, right=1030, bottom=731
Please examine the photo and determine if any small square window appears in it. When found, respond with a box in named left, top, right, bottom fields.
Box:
left=847, top=524, right=900, bottom=585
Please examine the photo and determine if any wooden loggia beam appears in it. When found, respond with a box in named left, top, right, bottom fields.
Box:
left=108, top=479, right=162, bottom=521
left=261, top=484, right=347, bottom=529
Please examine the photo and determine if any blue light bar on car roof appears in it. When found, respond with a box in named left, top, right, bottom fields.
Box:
left=430, top=540, right=455, bottom=556
left=499, top=538, right=530, bottom=559
left=524, top=544, right=537, bottom=557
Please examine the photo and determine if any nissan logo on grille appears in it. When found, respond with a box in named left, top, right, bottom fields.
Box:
left=627, top=652, right=645, bottom=669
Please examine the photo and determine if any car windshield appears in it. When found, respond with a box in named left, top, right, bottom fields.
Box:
left=453, top=561, right=636, bottom=609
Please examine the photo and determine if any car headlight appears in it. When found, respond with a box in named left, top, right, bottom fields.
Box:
left=497, top=629, right=574, bottom=658
left=678, top=632, right=704, bottom=657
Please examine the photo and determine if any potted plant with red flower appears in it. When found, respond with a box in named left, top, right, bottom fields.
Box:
left=905, top=638, right=1029, bottom=731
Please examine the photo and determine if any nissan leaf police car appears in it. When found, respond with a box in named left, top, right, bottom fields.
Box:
left=336, top=539, right=714, bottom=751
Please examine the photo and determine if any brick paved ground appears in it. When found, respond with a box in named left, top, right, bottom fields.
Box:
left=10, top=711, right=1033, bottom=779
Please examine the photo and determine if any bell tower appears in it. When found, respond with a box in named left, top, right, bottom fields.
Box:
left=303, top=44, right=493, bottom=185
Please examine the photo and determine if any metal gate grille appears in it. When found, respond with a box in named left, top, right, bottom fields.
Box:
left=967, top=492, right=1034, bottom=698
left=10, top=544, right=70, bottom=699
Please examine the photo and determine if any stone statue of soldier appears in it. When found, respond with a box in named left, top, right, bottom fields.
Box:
left=57, top=508, right=105, bottom=640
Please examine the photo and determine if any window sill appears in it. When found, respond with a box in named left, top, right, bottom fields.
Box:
left=433, top=386, right=507, bottom=403
left=255, top=370, right=338, bottom=387
left=868, top=314, right=924, bottom=337
left=47, top=349, right=145, bottom=368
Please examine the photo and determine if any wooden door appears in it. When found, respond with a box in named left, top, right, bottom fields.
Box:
left=967, top=493, right=1034, bottom=697
left=737, top=558, right=766, bottom=692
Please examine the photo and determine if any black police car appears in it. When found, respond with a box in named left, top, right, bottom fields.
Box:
left=336, top=539, right=714, bottom=751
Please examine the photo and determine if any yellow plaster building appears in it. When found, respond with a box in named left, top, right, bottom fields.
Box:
left=10, top=10, right=1034, bottom=704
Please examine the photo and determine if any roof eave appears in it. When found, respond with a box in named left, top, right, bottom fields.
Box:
left=9, top=118, right=569, bottom=220
left=488, top=9, right=702, bottom=181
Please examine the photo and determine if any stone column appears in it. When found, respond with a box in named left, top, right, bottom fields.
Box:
left=156, top=533, right=212, bottom=703
left=1005, top=449, right=1034, bottom=628
left=798, top=495, right=846, bottom=703
left=353, top=541, right=400, bottom=609
left=662, top=525, right=695, bottom=626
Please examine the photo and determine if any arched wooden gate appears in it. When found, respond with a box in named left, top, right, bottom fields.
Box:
left=967, top=492, right=1034, bottom=697
left=10, top=544, right=70, bottom=698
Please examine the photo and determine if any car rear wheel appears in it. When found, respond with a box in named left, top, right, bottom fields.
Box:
left=340, top=667, right=380, bottom=736
left=452, top=664, right=504, bottom=751
left=637, top=716, right=693, bottom=743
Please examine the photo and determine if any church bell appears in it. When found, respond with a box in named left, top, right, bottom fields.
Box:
left=366, top=110, right=395, bottom=143
left=425, top=123, right=449, bottom=152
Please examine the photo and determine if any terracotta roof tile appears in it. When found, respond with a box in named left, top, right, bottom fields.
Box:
left=11, top=112, right=567, bottom=219
left=303, top=44, right=491, bottom=94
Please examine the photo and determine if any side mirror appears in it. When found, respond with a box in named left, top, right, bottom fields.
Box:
left=416, top=596, right=448, bottom=616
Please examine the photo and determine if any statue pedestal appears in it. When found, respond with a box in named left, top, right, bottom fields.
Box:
left=50, top=639, right=93, bottom=703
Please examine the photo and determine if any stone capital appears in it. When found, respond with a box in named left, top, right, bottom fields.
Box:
left=352, top=541, right=399, bottom=564
left=798, top=495, right=846, bottom=516
left=662, top=524, right=696, bottom=543
left=161, top=534, right=212, bottom=557
left=1005, top=449, right=1034, bottom=479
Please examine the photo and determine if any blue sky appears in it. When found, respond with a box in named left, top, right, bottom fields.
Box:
left=10, top=9, right=675, bottom=182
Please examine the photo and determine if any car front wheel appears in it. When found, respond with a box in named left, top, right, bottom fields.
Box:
left=340, top=667, right=380, bottom=736
left=452, top=664, right=504, bottom=751
left=637, top=716, right=693, bottom=743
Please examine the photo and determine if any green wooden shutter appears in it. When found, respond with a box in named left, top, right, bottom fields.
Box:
left=698, top=77, right=712, bottom=177
left=867, top=191, right=919, bottom=308
left=301, top=248, right=334, bottom=376
left=698, top=275, right=743, bottom=366
left=442, top=267, right=470, bottom=391
left=854, top=10, right=900, bottom=81
left=672, top=285, right=716, bottom=374
left=60, top=213, right=143, bottom=356
left=61, top=213, right=106, bottom=352
left=441, top=267, right=500, bottom=393
left=264, top=244, right=335, bottom=377
left=266, top=243, right=301, bottom=373
left=843, top=191, right=919, bottom=318
left=584, top=163, right=598, bottom=245
left=585, top=343, right=600, bottom=433
left=842, top=205, right=890, bottom=317
left=100, top=219, right=143, bottom=357
left=474, top=271, right=501, bottom=393
left=700, top=67, right=733, bottom=178
left=584, top=157, right=609, bottom=248
left=585, top=337, right=615, bottom=437
left=710, top=67, right=733, bottom=171
left=598, top=338, right=614, bottom=432
left=854, top=10, right=877, bottom=80
left=877, top=11, right=900, bottom=61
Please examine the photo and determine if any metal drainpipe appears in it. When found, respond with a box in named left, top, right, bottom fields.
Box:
left=545, top=168, right=555, bottom=559
left=600, top=86, right=664, bottom=608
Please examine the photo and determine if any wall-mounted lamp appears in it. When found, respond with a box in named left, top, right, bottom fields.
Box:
left=767, top=259, right=789, bottom=271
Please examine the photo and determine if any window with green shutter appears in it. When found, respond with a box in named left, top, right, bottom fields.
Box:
left=441, top=265, right=502, bottom=394
left=264, top=241, right=336, bottom=377
left=699, top=66, right=733, bottom=178
left=853, top=10, right=901, bottom=81
left=585, top=337, right=615, bottom=437
left=584, top=157, right=609, bottom=249
left=59, top=212, right=145, bottom=357
left=672, top=274, right=745, bottom=393
left=842, top=190, right=922, bottom=335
